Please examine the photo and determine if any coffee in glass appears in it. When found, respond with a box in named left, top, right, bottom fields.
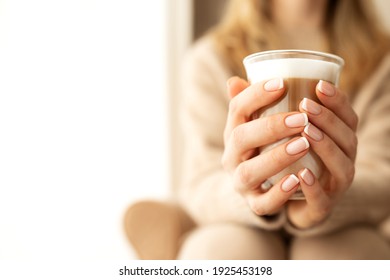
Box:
left=243, top=50, right=344, bottom=199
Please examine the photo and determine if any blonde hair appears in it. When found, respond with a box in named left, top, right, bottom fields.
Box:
left=212, top=0, right=390, bottom=93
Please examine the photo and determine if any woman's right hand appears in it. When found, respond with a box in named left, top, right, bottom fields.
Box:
left=221, top=76, right=310, bottom=216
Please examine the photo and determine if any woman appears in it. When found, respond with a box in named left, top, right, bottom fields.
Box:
left=125, top=0, right=390, bottom=259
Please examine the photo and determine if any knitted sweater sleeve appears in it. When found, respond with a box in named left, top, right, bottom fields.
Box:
left=285, top=55, right=390, bottom=236
left=177, top=37, right=286, bottom=229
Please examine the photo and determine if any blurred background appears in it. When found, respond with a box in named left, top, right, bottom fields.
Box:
left=0, top=0, right=389, bottom=261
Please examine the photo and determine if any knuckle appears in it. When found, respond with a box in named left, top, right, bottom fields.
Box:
left=337, top=162, right=355, bottom=187
left=221, top=152, right=239, bottom=174
left=249, top=199, right=267, bottom=216
left=345, top=134, right=358, bottom=160
left=351, top=135, right=358, bottom=153
left=319, top=201, right=332, bottom=217
left=312, top=204, right=331, bottom=223
left=351, top=112, right=359, bottom=131
left=352, top=134, right=358, bottom=149
left=228, top=98, right=240, bottom=115
left=265, top=116, right=278, bottom=133
left=346, top=164, right=355, bottom=184
left=231, top=126, right=245, bottom=150
left=235, top=162, right=252, bottom=186
left=221, top=153, right=229, bottom=170
left=324, top=111, right=337, bottom=126
left=269, top=148, right=285, bottom=167
left=322, top=137, right=337, bottom=156
left=252, top=82, right=264, bottom=96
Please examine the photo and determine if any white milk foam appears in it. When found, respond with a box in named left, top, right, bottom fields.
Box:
left=245, top=58, right=340, bottom=85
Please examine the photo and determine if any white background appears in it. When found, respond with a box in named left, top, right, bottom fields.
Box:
left=0, top=0, right=173, bottom=260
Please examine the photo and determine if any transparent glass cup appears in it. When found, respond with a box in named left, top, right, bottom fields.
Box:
left=243, top=50, right=344, bottom=199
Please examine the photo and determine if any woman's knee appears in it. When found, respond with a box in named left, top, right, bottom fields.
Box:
left=177, top=223, right=286, bottom=260
left=290, top=225, right=390, bottom=260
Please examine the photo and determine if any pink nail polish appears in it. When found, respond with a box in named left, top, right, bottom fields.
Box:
left=304, top=123, right=324, bottom=141
left=285, top=113, right=308, bottom=128
left=282, top=174, right=299, bottom=192
left=264, top=78, right=284, bottom=91
left=286, top=137, right=310, bottom=155
left=300, top=168, right=315, bottom=186
left=318, top=80, right=335, bottom=97
left=302, top=98, right=322, bottom=115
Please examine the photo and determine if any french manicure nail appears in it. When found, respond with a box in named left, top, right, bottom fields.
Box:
left=282, top=174, right=300, bottom=192
left=261, top=180, right=273, bottom=191
left=286, top=137, right=310, bottom=155
left=302, top=98, right=322, bottom=115
left=264, top=78, right=284, bottom=91
left=300, top=168, right=315, bottom=186
left=304, top=123, right=324, bottom=141
left=318, top=80, right=335, bottom=96
left=285, top=113, right=308, bottom=128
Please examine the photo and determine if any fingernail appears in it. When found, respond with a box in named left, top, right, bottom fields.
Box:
left=318, top=80, right=335, bottom=96
left=285, top=113, right=308, bottom=128
left=286, top=137, right=310, bottom=155
left=282, top=174, right=300, bottom=192
left=264, top=78, right=283, bottom=91
left=261, top=180, right=273, bottom=191
left=304, top=123, right=324, bottom=141
left=300, top=168, right=315, bottom=186
left=302, top=98, right=322, bottom=115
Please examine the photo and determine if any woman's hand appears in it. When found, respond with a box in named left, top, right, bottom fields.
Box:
left=287, top=80, right=359, bottom=229
left=222, top=76, right=311, bottom=216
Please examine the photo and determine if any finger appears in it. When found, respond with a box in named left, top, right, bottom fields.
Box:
left=247, top=174, right=299, bottom=216
left=287, top=168, right=331, bottom=229
left=233, top=136, right=310, bottom=193
left=300, top=98, right=357, bottom=161
left=302, top=123, right=355, bottom=191
left=315, top=80, right=359, bottom=131
left=227, top=76, right=249, bottom=99
left=223, top=112, right=308, bottom=169
left=224, top=78, right=285, bottom=141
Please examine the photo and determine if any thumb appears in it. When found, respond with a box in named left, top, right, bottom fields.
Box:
left=227, top=76, right=249, bottom=99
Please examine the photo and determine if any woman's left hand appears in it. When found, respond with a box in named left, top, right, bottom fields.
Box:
left=287, top=80, right=359, bottom=229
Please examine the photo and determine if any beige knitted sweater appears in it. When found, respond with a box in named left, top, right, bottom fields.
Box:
left=178, top=36, right=390, bottom=237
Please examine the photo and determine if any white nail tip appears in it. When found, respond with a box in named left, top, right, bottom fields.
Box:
left=304, top=124, right=310, bottom=135
left=301, top=168, right=309, bottom=178
left=290, top=174, right=300, bottom=184
left=301, top=137, right=310, bottom=149
left=278, top=78, right=284, bottom=89
left=302, top=98, right=309, bottom=111
left=302, top=113, right=309, bottom=126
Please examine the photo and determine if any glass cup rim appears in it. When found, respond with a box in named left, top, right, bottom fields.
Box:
left=243, top=49, right=344, bottom=67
